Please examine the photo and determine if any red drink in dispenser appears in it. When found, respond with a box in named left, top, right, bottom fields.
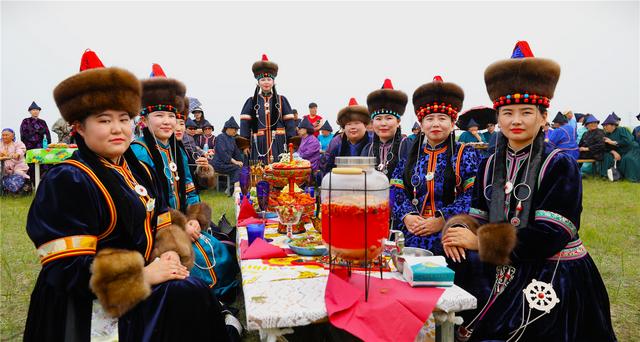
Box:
left=320, top=157, right=390, bottom=261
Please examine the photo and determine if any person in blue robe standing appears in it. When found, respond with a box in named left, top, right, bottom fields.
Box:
left=442, top=41, right=616, bottom=342
left=212, top=117, right=244, bottom=192
left=240, top=54, right=296, bottom=165
left=24, top=49, right=235, bottom=342
left=548, top=111, right=579, bottom=159
left=361, top=79, right=411, bottom=179
left=131, top=64, right=199, bottom=212
left=320, top=98, right=371, bottom=175
left=390, top=76, right=480, bottom=256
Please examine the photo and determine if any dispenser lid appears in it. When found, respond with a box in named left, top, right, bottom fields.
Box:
left=335, top=156, right=376, bottom=167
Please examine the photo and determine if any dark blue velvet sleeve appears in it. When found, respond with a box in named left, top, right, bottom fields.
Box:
left=469, top=155, right=491, bottom=224
left=240, top=97, right=253, bottom=138
left=512, top=152, right=581, bottom=262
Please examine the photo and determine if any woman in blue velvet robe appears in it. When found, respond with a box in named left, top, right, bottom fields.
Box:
left=390, top=77, right=480, bottom=256
left=240, top=55, right=296, bottom=164
left=442, top=41, right=616, bottom=341
left=24, top=58, right=231, bottom=341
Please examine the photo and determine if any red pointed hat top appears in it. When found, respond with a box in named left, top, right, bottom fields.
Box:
left=151, top=63, right=167, bottom=77
left=79, top=49, right=105, bottom=72
left=262, top=54, right=269, bottom=61
left=433, top=75, right=443, bottom=82
left=382, top=78, right=394, bottom=90
left=348, top=97, right=358, bottom=106
left=511, top=41, right=534, bottom=58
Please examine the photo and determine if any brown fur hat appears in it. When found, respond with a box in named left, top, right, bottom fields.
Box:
left=90, top=248, right=151, bottom=317
left=140, top=77, right=186, bottom=113
left=484, top=42, right=560, bottom=108
left=186, top=202, right=212, bottom=230
left=178, top=96, right=189, bottom=120
left=367, top=79, right=408, bottom=118
left=252, top=54, right=278, bottom=79
left=412, top=77, right=464, bottom=121
left=150, top=209, right=194, bottom=270
left=337, top=98, right=371, bottom=127
left=442, top=214, right=480, bottom=236
left=476, top=223, right=517, bottom=265
left=195, top=164, right=216, bottom=189
left=235, top=136, right=250, bottom=150
left=53, top=67, right=141, bottom=123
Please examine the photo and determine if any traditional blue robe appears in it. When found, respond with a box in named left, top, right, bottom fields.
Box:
left=548, top=124, right=579, bottom=159
left=458, top=131, right=483, bottom=143
left=212, top=133, right=243, bottom=184
left=390, top=141, right=480, bottom=255
left=318, top=133, right=334, bottom=152
left=24, top=151, right=229, bottom=341
left=456, top=145, right=616, bottom=341
left=240, top=93, right=296, bottom=164
left=131, top=138, right=199, bottom=211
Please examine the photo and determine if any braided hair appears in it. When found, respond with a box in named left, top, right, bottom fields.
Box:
left=142, top=127, right=187, bottom=212
left=403, top=132, right=457, bottom=206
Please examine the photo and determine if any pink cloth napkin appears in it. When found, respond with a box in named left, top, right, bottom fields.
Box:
left=240, top=238, right=288, bottom=260
left=237, top=197, right=258, bottom=222
left=325, top=271, right=445, bottom=342
left=237, top=217, right=278, bottom=227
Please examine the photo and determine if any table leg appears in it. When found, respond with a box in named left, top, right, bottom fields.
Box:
left=35, top=163, right=40, bottom=191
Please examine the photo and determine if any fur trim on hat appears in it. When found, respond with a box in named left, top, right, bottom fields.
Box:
left=477, top=223, right=517, bottom=265
left=89, top=248, right=150, bottom=318
left=140, top=77, right=186, bottom=111
left=54, top=67, right=141, bottom=123
left=442, top=214, right=479, bottom=237
left=337, top=105, right=370, bottom=127
left=412, top=81, right=464, bottom=114
left=195, top=164, right=216, bottom=188
left=235, top=136, right=250, bottom=150
left=367, top=88, right=408, bottom=117
left=484, top=58, right=560, bottom=104
left=150, top=209, right=194, bottom=270
left=252, top=60, right=278, bottom=79
left=186, top=202, right=212, bottom=232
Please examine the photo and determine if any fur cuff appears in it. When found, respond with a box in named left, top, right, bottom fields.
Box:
left=187, top=202, right=212, bottom=230
left=150, top=211, right=194, bottom=270
left=443, top=214, right=479, bottom=236
left=477, top=223, right=517, bottom=265
left=90, top=248, right=150, bottom=318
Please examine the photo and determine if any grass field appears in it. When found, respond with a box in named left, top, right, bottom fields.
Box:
left=1, top=179, right=638, bottom=341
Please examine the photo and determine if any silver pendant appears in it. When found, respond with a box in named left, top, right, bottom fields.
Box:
left=175, top=175, right=180, bottom=181
left=510, top=216, right=521, bottom=226
left=411, top=198, right=419, bottom=206
left=425, top=172, right=435, bottom=181
left=169, top=162, right=178, bottom=172
left=146, top=198, right=156, bottom=212
left=134, top=184, right=148, bottom=197
left=504, top=181, right=513, bottom=194
left=382, top=168, right=388, bottom=175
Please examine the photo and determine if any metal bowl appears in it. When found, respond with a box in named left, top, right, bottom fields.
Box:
left=391, top=247, right=433, bottom=271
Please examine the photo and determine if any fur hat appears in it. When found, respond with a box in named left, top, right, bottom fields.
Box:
left=477, top=223, right=517, bottom=265
left=195, top=164, right=216, bottom=188
left=484, top=41, right=560, bottom=110
left=337, top=98, right=370, bottom=127
left=53, top=49, right=141, bottom=123
left=252, top=54, right=278, bottom=79
left=90, top=248, right=151, bottom=317
left=367, top=79, right=408, bottom=119
left=140, top=64, right=186, bottom=116
left=235, top=136, right=250, bottom=150
left=177, top=96, right=189, bottom=121
left=413, top=76, right=464, bottom=123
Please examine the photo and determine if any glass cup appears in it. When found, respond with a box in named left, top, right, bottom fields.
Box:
left=247, top=223, right=265, bottom=245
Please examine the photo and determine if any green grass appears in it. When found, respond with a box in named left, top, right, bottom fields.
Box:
left=1, top=180, right=639, bottom=341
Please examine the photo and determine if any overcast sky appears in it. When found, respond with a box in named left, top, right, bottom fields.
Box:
left=2, top=1, right=638, bottom=141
